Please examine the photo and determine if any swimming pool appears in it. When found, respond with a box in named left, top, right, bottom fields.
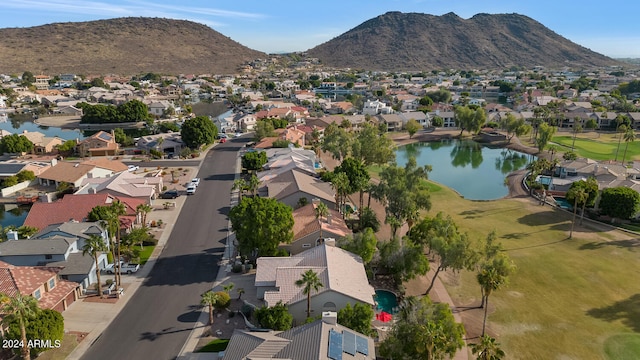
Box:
left=554, top=197, right=573, bottom=210
left=374, top=289, right=398, bottom=314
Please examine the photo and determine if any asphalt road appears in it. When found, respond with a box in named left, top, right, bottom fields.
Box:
left=81, top=138, right=247, bottom=360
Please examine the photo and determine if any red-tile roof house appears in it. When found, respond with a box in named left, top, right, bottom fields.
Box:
left=24, top=193, right=144, bottom=231
left=0, top=261, right=80, bottom=312
left=283, top=203, right=351, bottom=255
left=77, top=130, right=119, bottom=157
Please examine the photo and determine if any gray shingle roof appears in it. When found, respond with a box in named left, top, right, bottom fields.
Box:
left=0, top=236, right=74, bottom=256
left=48, top=252, right=94, bottom=275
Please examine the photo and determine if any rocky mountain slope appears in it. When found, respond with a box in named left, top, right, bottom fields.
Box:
left=307, top=12, right=621, bottom=71
left=0, top=17, right=265, bottom=75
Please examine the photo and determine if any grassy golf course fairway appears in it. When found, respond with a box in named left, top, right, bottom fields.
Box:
left=426, top=184, right=640, bottom=360
left=551, top=132, right=640, bottom=162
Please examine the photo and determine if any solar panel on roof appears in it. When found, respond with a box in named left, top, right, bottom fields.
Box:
left=356, top=335, right=369, bottom=356
left=342, top=330, right=356, bottom=356
left=328, top=329, right=343, bottom=360
left=98, top=132, right=112, bottom=141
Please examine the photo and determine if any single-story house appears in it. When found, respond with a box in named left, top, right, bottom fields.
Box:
left=223, top=313, right=375, bottom=359
left=255, top=242, right=375, bottom=324
left=284, top=203, right=351, bottom=255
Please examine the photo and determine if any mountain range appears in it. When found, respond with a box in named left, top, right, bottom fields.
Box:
left=0, top=17, right=265, bottom=75
left=307, top=12, right=621, bottom=71
left=0, top=13, right=623, bottom=75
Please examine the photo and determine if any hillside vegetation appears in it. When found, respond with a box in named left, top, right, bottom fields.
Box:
left=307, top=12, right=622, bottom=71
left=0, top=17, right=265, bottom=75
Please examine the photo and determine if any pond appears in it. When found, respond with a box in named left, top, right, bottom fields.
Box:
left=0, top=117, right=85, bottom=141
left=0, top=204, right=31, bottom=229
left=396, top=139, right=532, bottom=200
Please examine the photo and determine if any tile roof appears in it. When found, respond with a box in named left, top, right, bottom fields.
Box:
left=0, top=261, right=79, bottom=310
left=80, top=158, right=129, bottom=172
left=38, top=161, right=95, bottom=183
left=291, top=204, right=350, bottom=242
left=258, top=244, right=375, bottom=308
left=78, top=171, right=159, bottom=198
left=267, top=169, right=334, bottom=205
left=24, top=193, right=143, bottom=230
left=224, top=319, right=376, bottom=360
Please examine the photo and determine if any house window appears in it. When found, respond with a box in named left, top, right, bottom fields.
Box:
left=48, top=278, right=55, bottom=290
left=34, top=289, right=41, bottom=300
left=45, top=254, right=53, bottom=260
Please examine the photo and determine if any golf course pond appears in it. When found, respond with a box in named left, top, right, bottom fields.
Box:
left=396, top=139, right=533, bottom=200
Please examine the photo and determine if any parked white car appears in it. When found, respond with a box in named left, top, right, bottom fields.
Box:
left=191, top=178, right=201, bottom=187
left=128, top=165, right=139, bottom=172
left=186, top=184, right=196, bottom=195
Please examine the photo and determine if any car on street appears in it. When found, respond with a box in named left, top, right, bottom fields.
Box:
left=186, top=184, right=196, bottom=195
left=104, top=262, right=140, bottom=274
left=234, top=132, right=243, bottom=138
left=191, top=178, right=200, bottom=187
left=220, top=138, right=227, bottom=143
left=128, top=165, right=139, bottom=172
left=160, top=189, right=179, bottom=199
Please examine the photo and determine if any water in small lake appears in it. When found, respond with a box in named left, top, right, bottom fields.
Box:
left=0, top=118, right=85, bottom=141
left=396, top=139, right=532, bottom=200
left=0, top=204, right=31, bottom=229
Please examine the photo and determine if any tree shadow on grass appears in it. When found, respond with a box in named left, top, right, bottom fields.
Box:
left=580, top=239, right=640, bottom=251
left=517, top=212, right=566, bottom=226
left=587, top=294, right=640, bottom=332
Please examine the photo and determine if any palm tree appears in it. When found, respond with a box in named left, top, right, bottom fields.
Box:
left=295, top=269, right=323, bottom=318
left=477, top=256, right=513, bottom=336
left=106, top=201, right=126, bottom=287
left=471, top=335, right=506, bottom=360
left=223, top=282, right=235, bottom=295
left=570, top=122, right=582, bottom=151
left=614, top=121, right=627, bottom=162
left=232, top=179, right=247, bottom=201
left=246, top=174, right=261, bottom=196
left=622, top=128, right=636, bottom=165
left=331, top=172, right=350, bottom=215
left=201, top=291, right=221, bottom=325
left=1, top=293, right=39, bottom=360
left=568, top=187, right=588, bottom=239
left=82, top=234, right=108, bottom=298
left=136, top=203, right=152, bottom=227
left=236, top=288, right=245, bottom=300
left=314, top=202, right=329, bottom=239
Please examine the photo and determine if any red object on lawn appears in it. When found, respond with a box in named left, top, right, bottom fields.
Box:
left=376, top=311, right=392, bottom=322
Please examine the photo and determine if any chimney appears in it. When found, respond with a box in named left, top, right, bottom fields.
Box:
left=322, top=311, right=337, bottom=325
left=51, top=158, right=57, bottom=166
left=311, top=198, right=320, bottom=207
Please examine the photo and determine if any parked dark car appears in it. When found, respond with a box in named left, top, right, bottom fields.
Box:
left=160, top=189, right=179, bottom=199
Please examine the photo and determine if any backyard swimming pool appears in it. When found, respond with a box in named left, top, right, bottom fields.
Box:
left=374, top=289, right=398, bottom=314
left=554, top=196, right=573, bottom=210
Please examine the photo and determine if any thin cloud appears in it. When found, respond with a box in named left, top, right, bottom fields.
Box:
left=0, top=0, right=264, bottom=22
left=127, top=1, right=266, bottom=19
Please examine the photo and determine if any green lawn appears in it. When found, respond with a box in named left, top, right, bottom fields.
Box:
left=551, top=133, right=640, bottom=162
left=424, top=185, right=640, bottom=360
left=138, top=245, right=155, bottom=265
left=197, top=339, right=230, bottom=352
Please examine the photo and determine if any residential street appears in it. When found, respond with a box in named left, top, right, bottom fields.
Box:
left=80, top=139, right=245, bottom=360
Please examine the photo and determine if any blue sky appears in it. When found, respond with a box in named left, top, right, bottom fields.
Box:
left=1, top=0, right=639, bottom=58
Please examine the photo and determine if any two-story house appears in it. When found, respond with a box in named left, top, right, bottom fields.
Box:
left=76, top=131, right=119, bottom=157
left=0, top=261, right=80, bottom=312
